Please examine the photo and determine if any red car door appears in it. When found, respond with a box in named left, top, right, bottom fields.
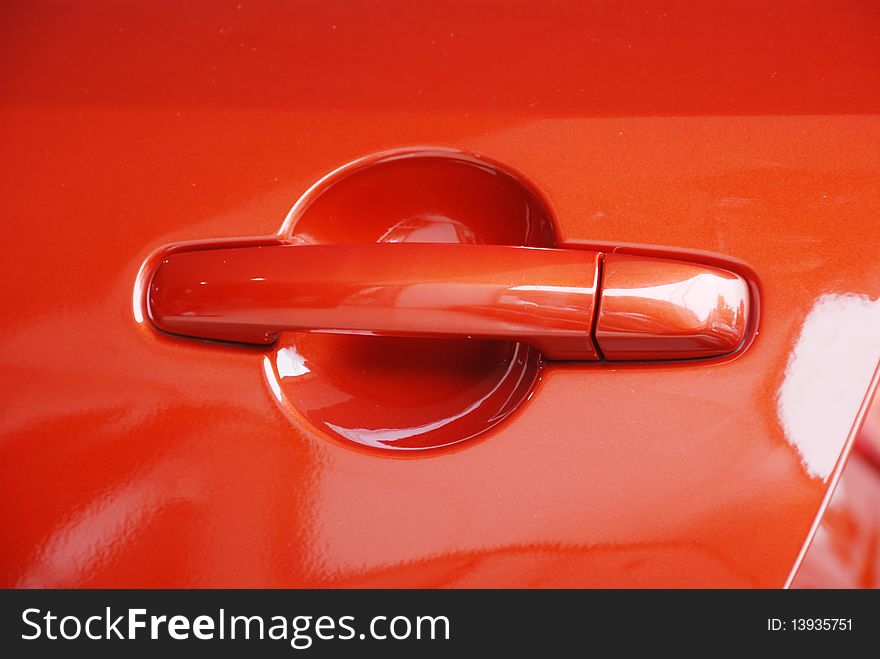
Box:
left=1, top=0, right=878, bottom=587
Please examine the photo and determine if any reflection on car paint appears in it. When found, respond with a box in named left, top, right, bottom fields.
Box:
left=777, top=294, right=880, bottom=481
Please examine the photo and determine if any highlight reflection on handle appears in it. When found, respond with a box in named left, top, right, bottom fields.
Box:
left=147, top=243, right=602, bottom=360
left=596, top=255, right=750, bottom=360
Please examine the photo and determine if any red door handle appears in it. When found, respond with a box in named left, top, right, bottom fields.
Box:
left=146, top=243, right=749, bottom=361
left=148, top=243, right=602, bottom=360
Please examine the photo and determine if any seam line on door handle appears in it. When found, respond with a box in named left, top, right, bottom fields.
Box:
left=589, top=253, right=607, bottom=361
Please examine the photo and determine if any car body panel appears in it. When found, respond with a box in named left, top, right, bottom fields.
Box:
left=1, top=1, right=879, bottom=587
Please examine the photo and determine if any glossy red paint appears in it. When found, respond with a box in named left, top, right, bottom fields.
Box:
left=790, top=454, right=880, bottom=589
left=791, top=394, right=880, bottom=588
left=251, top=148, right=559, bottom=453
left=148, top=243, right=602, bottom=360
left=853, top=389, right=880, bottom=472
left=145, top=224, right=752, bottom=454
left=596, top=255, right=749, bottom=361
left=1, top=1, right=879, bottom=588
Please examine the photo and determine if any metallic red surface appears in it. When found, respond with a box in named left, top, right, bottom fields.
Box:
left=1, top=1, right=879, bottom=588
left=790, top=454, right=880, bottom=589
left=853, top=388, right=880, bottom=472
left=791, top=394, right=880, bottom=588
left=268, top=335, right=544, bottom=453
left=258, top=148, right=556, bottom=454
left=596, top=255, right=749, bottom=361
left=148, top=243, right=601, bottom=360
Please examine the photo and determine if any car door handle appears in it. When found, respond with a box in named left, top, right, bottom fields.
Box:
left=146, top=243, right=749, bottom=361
